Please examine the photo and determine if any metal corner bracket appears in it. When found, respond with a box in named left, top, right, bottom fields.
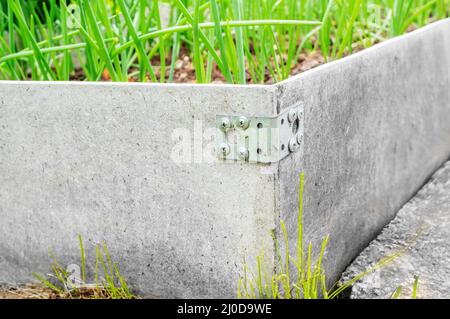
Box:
left=216, top=103, right=304, bottom=163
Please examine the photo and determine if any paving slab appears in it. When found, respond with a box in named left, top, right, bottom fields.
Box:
left=341, top=160, right=450, bottom=299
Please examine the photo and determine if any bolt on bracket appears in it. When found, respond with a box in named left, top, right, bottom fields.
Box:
left=216, top=103, right=304, bottom=163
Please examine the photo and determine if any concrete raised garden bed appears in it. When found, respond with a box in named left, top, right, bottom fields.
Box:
left=0, top=19, right=449, bottom=298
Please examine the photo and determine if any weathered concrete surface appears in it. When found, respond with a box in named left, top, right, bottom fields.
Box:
left=341, top=160, right=450, bottom=299
left=0, top=81, right=279, bottom=298
left=275, top=19, right=450, bottom=288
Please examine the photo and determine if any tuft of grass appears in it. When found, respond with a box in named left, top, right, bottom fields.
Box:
left=391, top=276, right=420, bottom=299
left=412, top=275, right=419, bottom=299
left=32, top=234, right=135, bottom=299
left=0, top=1, right=448, bottom=83
left=237, top=172, right=407, bottom=299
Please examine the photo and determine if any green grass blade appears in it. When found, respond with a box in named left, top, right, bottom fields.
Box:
left=83, top=0, right=118, bottom=81
left=192, top=0, right=205, bottom=83
left=117, top=0, right=157, bottom=82
left=32, top=272, right=64, bottom=294
left=78, top=234, right=86, bottom=284
left=233, top=0, right=246, bottom=84
left=412, top=276, right=419, bottom=299
left=337, top=0, right=362, bottom=59
left=391, top=286, right=403, bottom=299
left=209, top=0, right=233, bottom=83
left=8, top=0, right=53, bottom=80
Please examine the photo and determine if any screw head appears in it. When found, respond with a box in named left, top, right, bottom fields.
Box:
left=236, top=116, right=250, bottom=130
left=220, top=118, right=232, bottom=131
left=288, top=109, right=298, bottom=123
left=238, top=147, right=249, bottom=161
left=288, top=137, right=300, bottom=152
left=218, top=143, right=231, bottom=157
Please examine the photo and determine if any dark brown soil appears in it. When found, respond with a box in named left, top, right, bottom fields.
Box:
left=69, top=47, right=327, bottom=84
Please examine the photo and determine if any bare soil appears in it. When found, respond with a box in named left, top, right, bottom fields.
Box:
left=69, top=47, right=327, bottom=84
left=0, top=284, right=132, bottom=299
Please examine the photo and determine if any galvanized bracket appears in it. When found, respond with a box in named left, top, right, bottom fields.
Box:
left=216, top=103, right=304, bottom=163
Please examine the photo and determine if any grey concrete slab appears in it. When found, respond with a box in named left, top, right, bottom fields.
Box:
left=275, top=19, right=450, bottom=288
left=0, top=81, right=279, bottom=298
left=0, top=19, right=449, bottom=298
left=341, top=160, right=450, bottom=299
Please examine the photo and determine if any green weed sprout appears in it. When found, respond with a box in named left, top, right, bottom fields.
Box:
left=32, top=234, right=134, bottom=299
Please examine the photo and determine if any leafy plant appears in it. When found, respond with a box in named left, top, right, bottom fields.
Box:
left=32, top=234, right=135, bottom=299
left=237, top=172, right=405, bottom=299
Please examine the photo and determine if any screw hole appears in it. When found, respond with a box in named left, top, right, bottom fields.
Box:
left=292, top=118, right=299, bottom=134
left=281, top=144, right=285, bottom=151
left=257, top=148, right=262, bottom=154
left=257, top=123, right=263, bottom=129
left=281, top=119, right=285, bottom=125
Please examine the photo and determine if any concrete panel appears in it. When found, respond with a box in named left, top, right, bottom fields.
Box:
left=0, top=81, right=279, bottom=298
left=275, top=19, right=450, bottom=288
